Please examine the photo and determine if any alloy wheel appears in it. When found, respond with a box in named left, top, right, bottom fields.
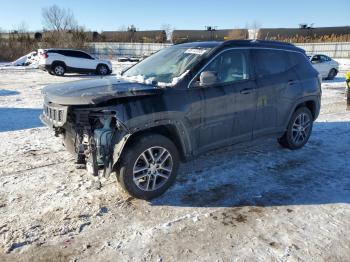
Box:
left=292, top=113, right=311, bottom=145
left=132, top=146, right=173, bottom=191
left=54, top=65, right=64, bottom=75
left=99, top=65, right=108, bottom=75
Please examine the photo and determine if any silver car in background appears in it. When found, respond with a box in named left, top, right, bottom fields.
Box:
left=309, top=54, right=339, bottom=80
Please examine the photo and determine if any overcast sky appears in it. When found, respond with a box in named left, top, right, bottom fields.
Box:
left=1, top=0, right=349, bottom=31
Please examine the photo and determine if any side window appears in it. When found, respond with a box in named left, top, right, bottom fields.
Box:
left=49, top=50, right=65, bottom=56
left=311, top=55, right=321, bottom=63
left=320, top=55, right=330, bottom=62
left=58, top=50, right=72, bottom=57
left=73, top=51, right=91, bottom=59
left=254, top=49, right=291, bottom=77
left=79, top=52, right=93, bottom=59
left=68, top=51, right=80, bottom=58
left=289, top=52, right=313, bottom=72
left=202, top=49, right=250, bottom=84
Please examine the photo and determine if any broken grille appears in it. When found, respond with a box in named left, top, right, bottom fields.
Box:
left=42, top=103, right=68, bottom=127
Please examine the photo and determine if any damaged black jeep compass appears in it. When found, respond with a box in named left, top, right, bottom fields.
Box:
left=41, top=40, right=321, bottom=199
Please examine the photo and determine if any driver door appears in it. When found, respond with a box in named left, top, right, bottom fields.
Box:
left=190, top=49, right=257, bottom=153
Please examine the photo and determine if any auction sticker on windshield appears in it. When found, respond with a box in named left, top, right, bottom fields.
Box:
left=184, top=48, right=208, bottom=55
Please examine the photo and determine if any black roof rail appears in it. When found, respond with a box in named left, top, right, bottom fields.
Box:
left=220, top=39, right=304, bottom=52
left=222, top=39, right=295, bottom=46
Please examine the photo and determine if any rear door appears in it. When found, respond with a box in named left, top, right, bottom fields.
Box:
left=252, top=49, right=299, bottom=137
left=191, top=49, right=257, bottom=152
left=63, top=51, right=95, bottom=70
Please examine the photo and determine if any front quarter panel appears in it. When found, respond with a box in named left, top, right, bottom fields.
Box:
left=110, top=87, right=203, bottom=159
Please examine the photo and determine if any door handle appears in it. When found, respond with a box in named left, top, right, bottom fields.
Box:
left=288, top=80, right=297, bottom=85
left=240, top=88, right=253, bottom=94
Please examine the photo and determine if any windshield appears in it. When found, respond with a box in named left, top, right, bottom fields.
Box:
left=122, top=46, right=211, bottom=87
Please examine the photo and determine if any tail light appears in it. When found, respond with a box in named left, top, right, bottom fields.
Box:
left=42, top=53, right=48, bottom=58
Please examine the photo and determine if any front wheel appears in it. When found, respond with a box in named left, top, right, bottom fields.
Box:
left=326, top=68, right=337, bottom=80
left=117, top=134, right=179, bottom=200
left=278, top=107, right=313, bottom=150
left=96, top=64, right=109, bottom=75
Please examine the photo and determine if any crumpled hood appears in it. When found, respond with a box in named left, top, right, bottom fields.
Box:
left=42, top=77, right=162, bottom=105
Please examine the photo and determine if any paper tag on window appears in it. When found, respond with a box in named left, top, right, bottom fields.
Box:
left=184, top=49, right=208, bottom=55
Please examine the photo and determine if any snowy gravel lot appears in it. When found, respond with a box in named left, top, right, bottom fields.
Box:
left=0, top=63, right=349, bottom=261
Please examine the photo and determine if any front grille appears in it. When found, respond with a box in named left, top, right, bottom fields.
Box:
left=41, top=102, right=68, bottom=127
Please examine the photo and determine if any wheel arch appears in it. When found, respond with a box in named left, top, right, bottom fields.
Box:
left=52, top=60, right=66, bottom=68
left=96, top=63, right=109, bottom=70
left=282, top=97, right=320, bottom=131
left=113, top=122, right=192, bottom=170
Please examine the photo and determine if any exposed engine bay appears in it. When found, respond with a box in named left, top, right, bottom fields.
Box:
left=41, top=104, right=129, bottom=178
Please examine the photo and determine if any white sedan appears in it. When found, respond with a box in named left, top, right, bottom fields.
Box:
left=309, top=54, right=339, bottom=80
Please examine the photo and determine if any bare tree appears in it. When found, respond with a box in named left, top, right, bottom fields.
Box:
left=42, top=5, right=77, bottom=31
left=250, top=20, right=261, bottom=39
left=161, top=24, right=174, bottom=41
left=41, top=5, right=87, bottom=50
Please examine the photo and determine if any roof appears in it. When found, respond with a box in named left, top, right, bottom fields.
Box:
left=223, top=39, right=304, bottom=52
left=174, top=41, right=223, bottom=48
left=175, top=40, right=304, bottom=53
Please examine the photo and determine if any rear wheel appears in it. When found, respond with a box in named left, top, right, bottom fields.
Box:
left=96, top=64, right=109, bottom=75
left=53, top=64, right=65, bottom=76
left=326, top=68, right=337, bottom=80
left=278, top=107, right=313, bottom=150
left=117, top=134, right=179, bottom=200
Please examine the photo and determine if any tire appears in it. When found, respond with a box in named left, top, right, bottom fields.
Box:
left=326, top=68, right=337, bottom=80
left=96, top=64, right=109, bottom=75
left=117, top=134, right=180, bottom=200
left=52, top=63, right=65, bottom=76
left=48, top=71, right=55, bottom=75
left=278, top=107, right=313, bottom=150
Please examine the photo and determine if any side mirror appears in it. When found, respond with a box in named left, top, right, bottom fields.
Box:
left=200, top=71, right=219, bottom=86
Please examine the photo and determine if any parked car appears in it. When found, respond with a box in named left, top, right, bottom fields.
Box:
left=309, top=54, right=339, bottom=80
left=39, top=49, right=112, bottom=76
left=40, top=40, right=321, bottom=199
left=11, top=51, right=38, bottom=66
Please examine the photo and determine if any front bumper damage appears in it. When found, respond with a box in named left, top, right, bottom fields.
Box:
left=40, top=103, right=130, bottom=178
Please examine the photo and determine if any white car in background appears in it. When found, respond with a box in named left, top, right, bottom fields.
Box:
left=309, top=54, right=339, bottom=80
left=39, top=49, right=112, bottom=76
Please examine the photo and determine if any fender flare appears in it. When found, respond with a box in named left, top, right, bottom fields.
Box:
left=112, top=119, right=193, bottom=167
left=282, top=95, right=320, bottom=130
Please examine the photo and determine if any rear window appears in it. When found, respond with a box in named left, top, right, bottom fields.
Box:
left=254, top=49, right=291, bottom=77
left=75, top=51, right=92, bottom=59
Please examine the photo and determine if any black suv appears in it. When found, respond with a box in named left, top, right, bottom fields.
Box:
left=41, top=40, right=321, bottom=199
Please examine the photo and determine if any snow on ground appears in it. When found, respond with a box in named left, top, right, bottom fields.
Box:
left=0, top=64, right=349, bottom=261
left=336, top=58, right=350, bottom=71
